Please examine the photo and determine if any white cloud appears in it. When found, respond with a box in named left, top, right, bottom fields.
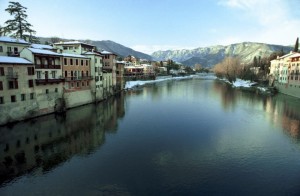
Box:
left=218, top=0, right=300, bottom=46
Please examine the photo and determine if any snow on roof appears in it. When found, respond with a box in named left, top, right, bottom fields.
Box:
left=30, top=43, right=53, bottom=49
left=82, top=51, right=102, bottom=56
left=0, top=56, right=32, bottom=64
left=0, top=36, right=30, bottom=44
left=54, top=41, right=95, bottom=47
left=62, top=53, right=89, bottom=58
left=288, top=52, right=300, bottom=58
left=116, top=61, right=126, bottom=64
left=101, top=50, right=116, bottom=55
left=28, top=48, right=62, bottom=56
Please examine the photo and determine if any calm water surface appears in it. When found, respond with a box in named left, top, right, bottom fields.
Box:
left=1, top=78, right=300, bottom=195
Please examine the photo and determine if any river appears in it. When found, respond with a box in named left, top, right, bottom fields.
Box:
left=1, top=77, right=300, bottom=195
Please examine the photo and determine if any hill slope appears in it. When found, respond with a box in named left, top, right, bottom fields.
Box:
left=39, top=37, right=152, bottom=60
left=152, top=42, right=293, bottom=67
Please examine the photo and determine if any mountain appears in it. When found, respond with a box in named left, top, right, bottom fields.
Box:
left=152, top=42, right=293, bottom=67
left=91, top=40, right=152, bottom=60
left=38, top=37, right=152, bottom=60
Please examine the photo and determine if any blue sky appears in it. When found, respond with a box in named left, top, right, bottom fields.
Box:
left=0, top=0, right=299, bottom=54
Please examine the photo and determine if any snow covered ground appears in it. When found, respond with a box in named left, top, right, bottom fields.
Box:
left=125, top=74, right=217, bottom=89
left=219, top=78, right=269, bottom=92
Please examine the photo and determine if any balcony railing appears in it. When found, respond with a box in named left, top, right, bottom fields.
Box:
left=65, top=76, right=93, bottom=81
left=35, top=78, right=65, bottom=85
left=35, top=64, right=61, bottom=69
left=7, top=51, right=20, bottom=57
left=6, top=72, right=18, bottom=79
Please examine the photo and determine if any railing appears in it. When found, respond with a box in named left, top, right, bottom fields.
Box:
left=65, top=76, right=93, bottom=81
left=35, top=78, right=65, bottom=85
left=6, top=72, right=18, bottom=79
left=7, top=51, right=20, bottom=57
left=35, top=64, right=61, bottom=69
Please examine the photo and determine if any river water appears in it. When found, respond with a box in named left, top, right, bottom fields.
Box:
left=1, top=77, right=300, bottom=195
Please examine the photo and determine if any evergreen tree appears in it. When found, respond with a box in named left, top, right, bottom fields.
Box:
left=3, top=1, right=36, bottom=40
left=253, top=56, right=258, bottom=67
left=294, top=37, right=299, bottom=52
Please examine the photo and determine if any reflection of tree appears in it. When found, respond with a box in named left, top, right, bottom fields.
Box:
left=213, top=81, right=237, bottom=111
left=0, top=94, right=126, bottom=185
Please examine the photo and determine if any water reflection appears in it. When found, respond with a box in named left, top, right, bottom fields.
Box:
left=0, top=93, right=125, bottom=185
left=212, top=80, right=300, bottom=142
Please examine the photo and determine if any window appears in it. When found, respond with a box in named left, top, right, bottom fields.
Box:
left=95, top=67, right=98, bottom=72
left=37, top=71, right=42, bottom=79
left=95, top=76, right=99, bottom=81
left=95, top=58, right=97, bottom=63
left=30, top=93, right=34, bottom=99
left=46, top=89, right=49, bottom=94
left=70, top=59, right=73, bottom=65
left=27, top=67, right=35, bottom=75
left=76, top=59, right=79, bottom=65
left=28, top=79, right=34, bottom=87
left=51, top=71, right=56, bottom=78
left=0, top=97, right=3, bottom=104
left=81, top=60, right=83, bottom=66
left=0, top=46, right=3, bottom=52
left=100, top=76, right=103, bottom=81
left=8, top=81, right=18, bottom=89
left=0, top=67, right=4, bottom=76
left=0, top=81, right=3, bottom=90
left=11, top=95, right=16, bottom=102
left=86, top=71, right=88, bottom=76
left=21, top=94, right=26, bottom=101
left=64, top=58, right=67, bottom=65
left=77, top=82, right=79, bottom=87
left=7, top=47, right=12, bottom=52
left=55, top=88, right=58, bottom=93
left=86, top=60, right=89, bottom=66
left=87, top=81, right=89, bottom=86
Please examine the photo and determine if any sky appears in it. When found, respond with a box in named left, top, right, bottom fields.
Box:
left=0, top=0, right=299, bottom=54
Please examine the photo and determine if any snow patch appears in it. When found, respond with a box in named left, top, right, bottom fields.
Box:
left=125, top=74, right=216, bottom=89
left=232, top=78, right=257, bottom=87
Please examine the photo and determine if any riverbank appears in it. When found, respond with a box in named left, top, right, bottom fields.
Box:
left=217, top=78, right=277, bottom=95
left=125, top=74, right=217, bottom=89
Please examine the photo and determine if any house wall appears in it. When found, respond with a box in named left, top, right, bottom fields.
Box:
left=0, top=42, right=29, bottom=56
left=0, top=63, right=37, bottom=125
left=64, top=89, right=93, bottom=108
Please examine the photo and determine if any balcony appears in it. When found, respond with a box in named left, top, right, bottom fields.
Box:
left=7, top=51, right=20, bottom=57
left=6, top=72, right=18, bottom=79
left=35, top=78, right=65, bottom=85
left=65, top=76, right=93, bottom=81
left=35, top=64, right=61, bottom=69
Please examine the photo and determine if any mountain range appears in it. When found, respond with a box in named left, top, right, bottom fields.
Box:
left=39, top=37, right=293, bottom=67
left=151, top=42, right=293, bottom=67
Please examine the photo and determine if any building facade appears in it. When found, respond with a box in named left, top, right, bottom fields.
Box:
left=0, top=56, right=36, bottom=125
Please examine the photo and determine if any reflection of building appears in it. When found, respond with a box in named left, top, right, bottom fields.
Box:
left=0, top=93, right=126, bottom=185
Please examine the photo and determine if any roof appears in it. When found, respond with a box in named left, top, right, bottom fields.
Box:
left=288, top=53, right=300, bottom=58
left=28, top=48, right=62, bottom=56
left=82, top=51, right=102, bottom=56
left=62, top=53, right=89, bottom=58
left=0, top=36, right=30, bottom=45
left=0, top=56, right=32, bottom=65
left=101, top=50, right=116, bottom=55
left=54, top=41, right=95, bottom=47
left=30, top=43, right=53, bottom=49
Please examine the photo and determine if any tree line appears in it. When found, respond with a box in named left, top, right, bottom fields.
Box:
left=213, top=37, right=299, bottom=83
